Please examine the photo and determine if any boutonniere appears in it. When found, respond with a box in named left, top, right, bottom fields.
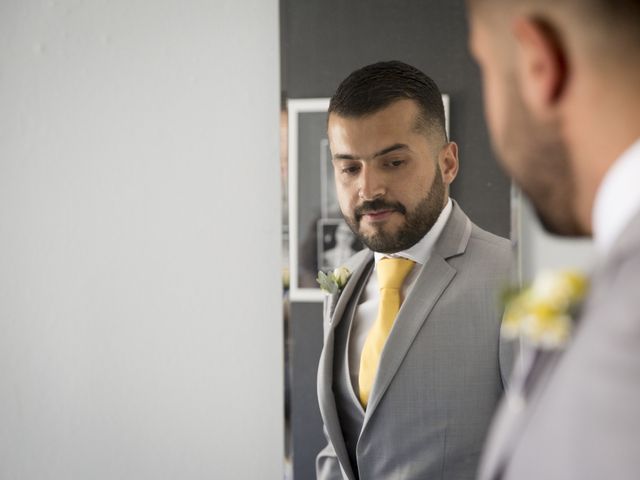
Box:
left=317, top=266, right=351, bottom=295
left=501, top=270, right=588, bottom=349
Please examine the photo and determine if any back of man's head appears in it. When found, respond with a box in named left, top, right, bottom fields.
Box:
left=328, top=60, right=447, bottom=145
left=469, top=0, right=640, bottom=63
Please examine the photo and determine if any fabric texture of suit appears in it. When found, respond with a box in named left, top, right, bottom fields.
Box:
left=316, top=202, right=514, bottom=480
left=478, top=210, right=640, bottom=480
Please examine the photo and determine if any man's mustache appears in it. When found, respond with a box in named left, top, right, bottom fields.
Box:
left=354, top=198, right=407, bottom=220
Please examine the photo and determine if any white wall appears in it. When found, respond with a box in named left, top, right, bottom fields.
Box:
left=0, top=1, right=283, bottom=479
left=515, top=193, right=595, bottom=283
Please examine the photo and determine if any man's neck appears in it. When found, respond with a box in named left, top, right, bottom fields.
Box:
left=563, top=71, right=640, bottom=234
left=373, top=198, right=453, bottom=265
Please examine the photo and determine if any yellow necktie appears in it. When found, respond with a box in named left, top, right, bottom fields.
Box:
left=358, top=257, right=415, bottom=408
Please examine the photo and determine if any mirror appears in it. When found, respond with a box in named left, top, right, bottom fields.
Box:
left=279, top=2, right=594, bottom=478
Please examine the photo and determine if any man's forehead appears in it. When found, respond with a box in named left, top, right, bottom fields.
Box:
left=328, top=101, right=421, bottom=135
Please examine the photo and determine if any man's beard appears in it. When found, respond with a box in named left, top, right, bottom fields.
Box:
left=344, top=168, right=446, bottom=253
left=497, top=80, right=585, bottom=237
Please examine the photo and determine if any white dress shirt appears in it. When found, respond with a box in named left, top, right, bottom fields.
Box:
left=593, top=138, right=640, bottom=256
left=347, top=198, right=453, bottom=394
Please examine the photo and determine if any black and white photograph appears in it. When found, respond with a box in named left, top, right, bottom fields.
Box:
left=316, top=219, right=363, bottom=272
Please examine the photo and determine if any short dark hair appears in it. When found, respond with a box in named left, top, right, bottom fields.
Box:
left=328, top=61, right=447, bottom=143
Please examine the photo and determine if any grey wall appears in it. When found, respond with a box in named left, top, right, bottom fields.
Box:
left=282, top=1, right=511, bottom=478
left=0, top=1, right=282, bottom=479
left=517, top=196, right=595, bottom=283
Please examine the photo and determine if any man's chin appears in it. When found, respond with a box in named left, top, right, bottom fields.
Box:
left=357, top=228, right=407, bottom=254
left=358, top=225, right=397, bottom=244
left=535, top=205, right=587, bottom=238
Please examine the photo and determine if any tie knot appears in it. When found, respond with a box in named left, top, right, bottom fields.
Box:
left=377, top=257, right=415, bottom=290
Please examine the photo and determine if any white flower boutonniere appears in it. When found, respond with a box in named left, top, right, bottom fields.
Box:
left=502, top=270, right=588, bottom=349
left=317, top=266, right=351, bottom=295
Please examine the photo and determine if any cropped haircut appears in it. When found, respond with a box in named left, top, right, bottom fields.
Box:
left=328, top=61, right=448, bottom=144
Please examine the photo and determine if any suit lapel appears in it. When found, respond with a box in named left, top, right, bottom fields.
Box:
left=477, top=344, right=533, bottom=480
left=317, top=250, right=373, bottom=480
left=362, top=202, right=472, bottom=425
left=362, top=254, right=456, bottom=422
left=329, top=250, right=374, bottom=329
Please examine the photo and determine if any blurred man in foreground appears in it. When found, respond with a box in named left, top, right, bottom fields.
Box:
left=467, top=1, right=640, bottom=478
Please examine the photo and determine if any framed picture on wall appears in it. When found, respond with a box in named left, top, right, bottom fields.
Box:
left=316, top=218, right=364, bottom=273
left=287, top=96, right=450, bottom=301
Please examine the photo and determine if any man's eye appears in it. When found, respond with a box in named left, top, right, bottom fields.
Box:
left=341, top=165, right=360, bottom=175
left=387, top=159, right=404, bottom=168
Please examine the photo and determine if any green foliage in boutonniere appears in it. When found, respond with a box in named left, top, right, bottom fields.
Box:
left=501, top=270, right=588, bottom=349
left=317, top=266, right=351, bottom=295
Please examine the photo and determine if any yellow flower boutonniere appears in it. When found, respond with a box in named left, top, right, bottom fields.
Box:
left=317, top=266, right=351, bottom=295
left=502, top=270, right=588, bottom=349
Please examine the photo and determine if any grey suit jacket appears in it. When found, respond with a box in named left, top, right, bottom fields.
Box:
left=478, top=210, right=640, bottom=480
left=316, top=202, right=514, bottom=480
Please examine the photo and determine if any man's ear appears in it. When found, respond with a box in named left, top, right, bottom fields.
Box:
left=512, top=17, right=568, bottom=115
left=439, top=142, right=459, bottom=185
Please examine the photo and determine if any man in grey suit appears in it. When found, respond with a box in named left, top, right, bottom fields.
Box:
left=467, top=1, right=640, bottom=478
left=316, top=61, right=514, bottom=480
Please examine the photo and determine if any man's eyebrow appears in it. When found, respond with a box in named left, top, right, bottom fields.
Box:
left=333, top=143, right=409, bottom=161
left=373, top=143, right=409, bottom=157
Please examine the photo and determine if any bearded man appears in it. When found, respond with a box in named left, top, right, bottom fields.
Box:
left=316, top=60, right=515, bottom=480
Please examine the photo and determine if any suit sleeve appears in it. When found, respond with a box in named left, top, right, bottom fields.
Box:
left=496, top=237, right=519, bottom=390
left=499, top=334, right=519, bottom=389
left=316, top=426, right=345, bottom=480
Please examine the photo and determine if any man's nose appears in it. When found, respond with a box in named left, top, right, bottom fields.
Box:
left=358, top=166, right=385, bottom=201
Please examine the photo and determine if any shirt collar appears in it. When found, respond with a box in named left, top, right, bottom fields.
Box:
left=593, top=137, right=640, bottom=255
left=374, top=197, right=453, bottom=266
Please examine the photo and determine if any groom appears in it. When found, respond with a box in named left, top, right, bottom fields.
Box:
left=467, top=0, right=640, bottom=478
left=316, top=61, right=515, bottom=480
